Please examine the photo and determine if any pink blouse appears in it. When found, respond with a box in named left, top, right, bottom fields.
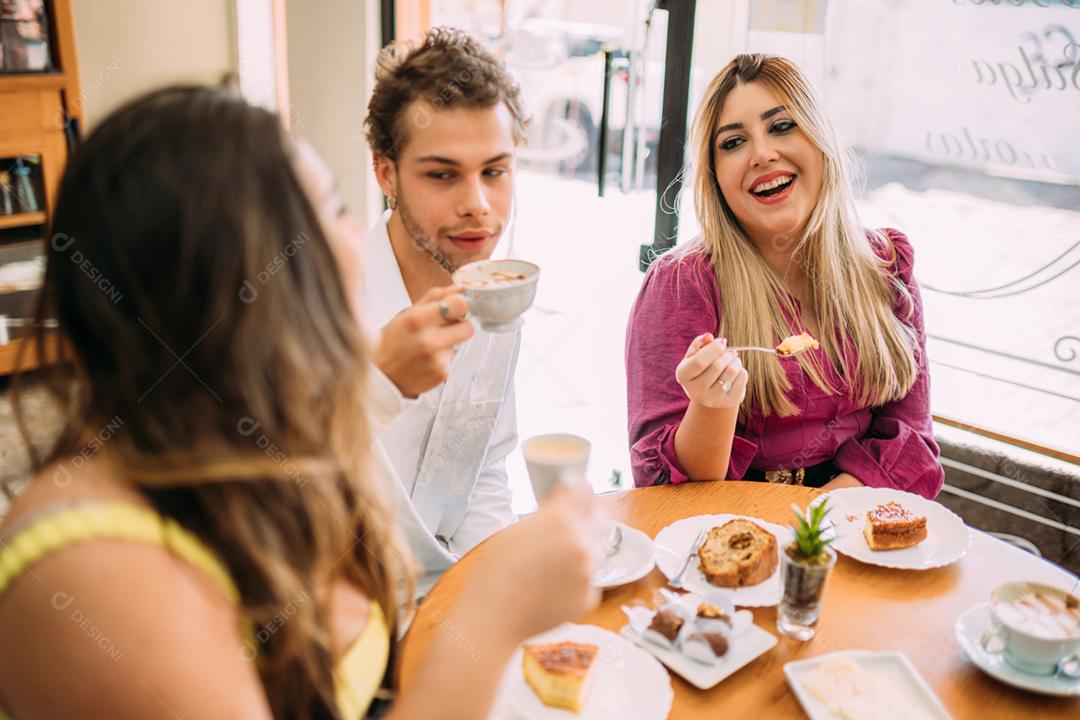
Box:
left=624, top=228, right=944, bottom=499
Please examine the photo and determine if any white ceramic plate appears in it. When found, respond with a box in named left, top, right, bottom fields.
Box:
left=812, top=487, right=970, bottom=570
left=784, top=650, right=953, bottom=719
left=955, top=602, right=1080, bottom=697
left=619, top=591, right=777, bottom=690
left=592, top=522, right=655, bottom=589
left=654, top=514, right=791, bottom=606
left=490, top=623, right=673, bottom=720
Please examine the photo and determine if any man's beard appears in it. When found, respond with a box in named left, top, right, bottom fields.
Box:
left=397, top=194, right=459, bottom=274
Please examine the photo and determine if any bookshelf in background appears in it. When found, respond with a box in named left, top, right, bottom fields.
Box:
left=0, top=0, right=80, bottom=375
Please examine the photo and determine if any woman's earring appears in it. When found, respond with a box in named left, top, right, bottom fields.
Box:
left=387, top=196, right=397, bottom=210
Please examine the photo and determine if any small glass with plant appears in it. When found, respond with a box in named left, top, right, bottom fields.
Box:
left=777, top=499, right=836, bottom=640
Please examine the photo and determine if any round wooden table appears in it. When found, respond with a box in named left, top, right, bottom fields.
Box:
left=398, top=482, right=1080, bottom=718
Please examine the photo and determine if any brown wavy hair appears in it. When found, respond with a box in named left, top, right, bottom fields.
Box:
left=12, top=85, right=411, bottom=719
left=364, top=26, right=529, bottom=159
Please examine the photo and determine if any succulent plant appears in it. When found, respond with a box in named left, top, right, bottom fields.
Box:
left=788, top=499, right=834, bottom=563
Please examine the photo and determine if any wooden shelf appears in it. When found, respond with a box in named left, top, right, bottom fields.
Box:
left=0, top=331, right=59, bottom=376
left=0, top=73, right=66, bottom=91
left=0, top=212, right=47, bottom=230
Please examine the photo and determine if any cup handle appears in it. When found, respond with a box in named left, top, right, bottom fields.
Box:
left=980, top=625, right=1006, bottom=655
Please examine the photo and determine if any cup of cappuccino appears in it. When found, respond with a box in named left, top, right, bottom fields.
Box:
left=452, top=259, right=539, bottom=333
left=522, top=433, right=591, bottom=503
left=989, top=581, right=1080, bottom=675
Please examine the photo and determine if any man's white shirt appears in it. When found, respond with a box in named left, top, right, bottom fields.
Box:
left=364, top=210, right=519, bottom=597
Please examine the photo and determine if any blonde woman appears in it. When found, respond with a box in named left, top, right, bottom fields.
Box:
left=625, top=54, right=943, bottom=499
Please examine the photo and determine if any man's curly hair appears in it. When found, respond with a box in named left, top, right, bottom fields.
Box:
left=364, top=27, right=529, bottom=159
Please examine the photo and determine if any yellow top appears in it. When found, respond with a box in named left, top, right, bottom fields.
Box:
left=0, top=502, right=389, bottom=719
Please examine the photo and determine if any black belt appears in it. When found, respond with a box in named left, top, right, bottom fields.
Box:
left=743, top=460, right=836, bottom=488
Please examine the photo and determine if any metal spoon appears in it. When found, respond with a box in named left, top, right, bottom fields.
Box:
left=602, top=525, right=623, bottom=558
left=725, top=344, right=812, bottom=357
left=1058, top=653, right=1080, bottom=680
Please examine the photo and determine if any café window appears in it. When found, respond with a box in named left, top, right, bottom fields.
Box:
left=677, top=0, right=1080, bottom=461
left=421, top=0, right=1079, bottom=519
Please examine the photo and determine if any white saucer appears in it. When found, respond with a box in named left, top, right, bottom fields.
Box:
left=592, top=522, right=655, bottom=589
left=812, top=487, right=970, bottom=570
left=955, top=602, right=1080, bottom=697
left=654, top=514, right=791, bottom=606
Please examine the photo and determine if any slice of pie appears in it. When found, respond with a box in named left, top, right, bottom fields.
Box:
left=522, top=641, right=598, bottom=713
left=863, top=501, right=928, bottom=551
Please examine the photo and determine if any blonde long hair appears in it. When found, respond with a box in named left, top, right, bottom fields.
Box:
left=690, top=54, right=918, bottom=419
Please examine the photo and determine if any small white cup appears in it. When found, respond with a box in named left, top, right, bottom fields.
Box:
left=989, top=581, right=1080, bottom=676
left=452, top=259, right=539, bottom=333
left=522, top=433, right=590, bottom=503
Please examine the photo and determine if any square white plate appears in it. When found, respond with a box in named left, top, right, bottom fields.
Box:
left=784, top=650, right=952, bottom=720
left=619, top=592, right=778, bottom=690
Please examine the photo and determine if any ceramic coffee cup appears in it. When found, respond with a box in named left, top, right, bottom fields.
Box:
left=522, top=433, right=590, bottom=503
left=451, top=259, right=539, bottom=333
left=988, top=581, right=1080, bottom=675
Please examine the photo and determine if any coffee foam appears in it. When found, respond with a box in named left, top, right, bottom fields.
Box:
left=995, top=591, right=1080, bottom=640
left=524, top=439, right=589, bottom=463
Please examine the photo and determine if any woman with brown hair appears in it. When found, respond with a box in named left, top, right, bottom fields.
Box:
left=0, top=86, right=603, bottom=719
left=626, top=54, right=943, bottom=498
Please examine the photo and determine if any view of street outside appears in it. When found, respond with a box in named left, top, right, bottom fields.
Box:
left=430, top=0, right=1080, bottom=512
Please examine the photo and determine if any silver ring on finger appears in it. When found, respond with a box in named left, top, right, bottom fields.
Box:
left=438, top=299, right=453, bottom=322
left=720, top=379, right=732, bottom=393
